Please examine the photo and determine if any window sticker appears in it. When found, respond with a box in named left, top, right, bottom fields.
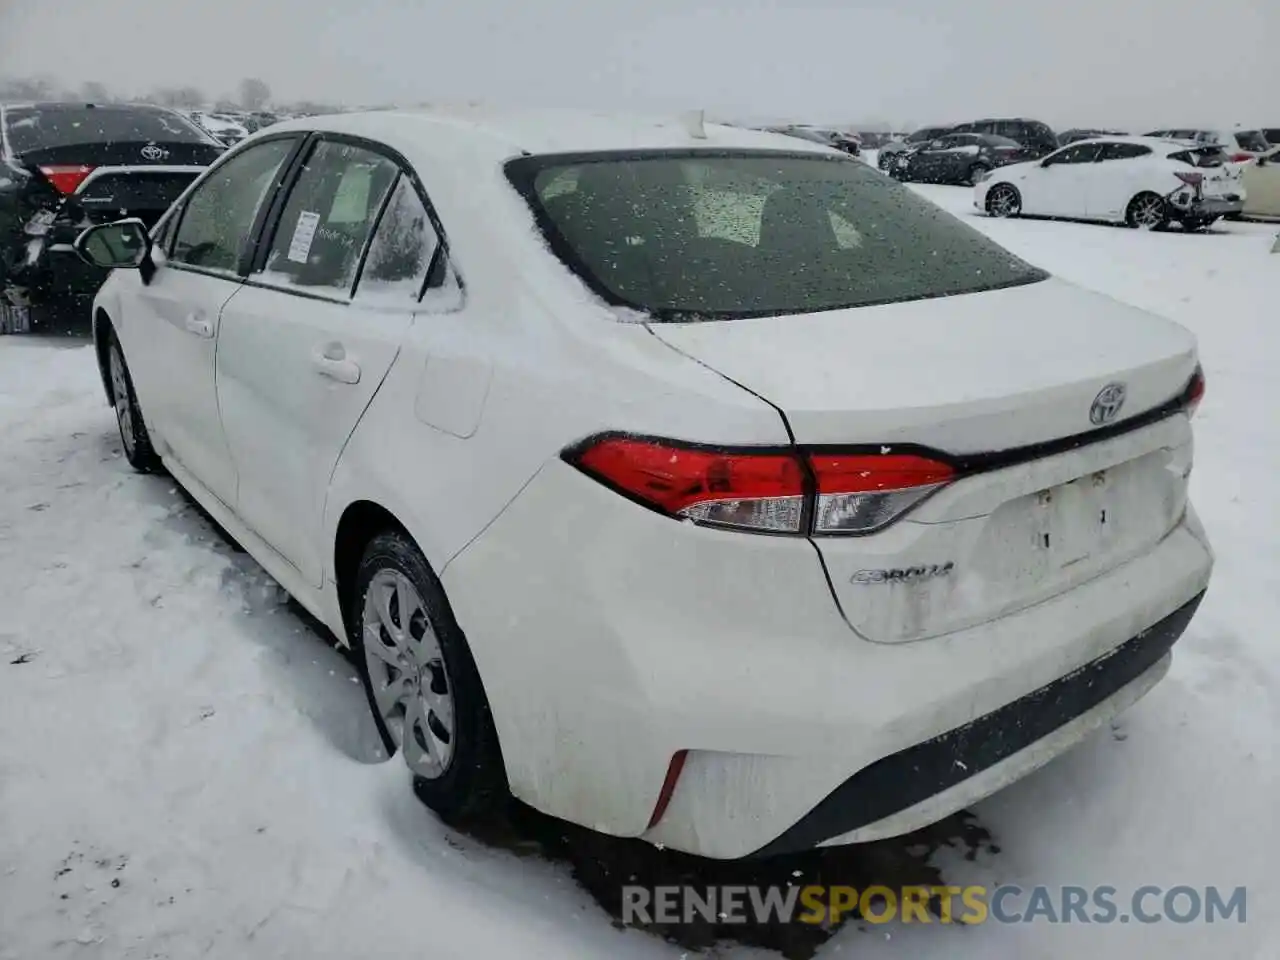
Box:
left=287, top=210, right=321, bottom=263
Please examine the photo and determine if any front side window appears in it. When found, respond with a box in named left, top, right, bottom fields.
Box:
left=1097, top=142, right=1152, bottom=161
left=507, top=151, right=1046, bottom=321
left=1046, top=143, right=1101, bottom=164
left=260, top=139, right=398, bottom=294
left=353, top=176, right=443, bottom=305
left=171, top=137, right=296, bottom=273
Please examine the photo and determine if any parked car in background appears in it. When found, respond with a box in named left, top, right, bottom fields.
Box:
left=876, top=125, right=955, bottom=169
left=77, top=107, right=1211, bottom=860
left=1241, top=146, right=1280, bottom=219
left=1142, top=128, right=1271, bottom=163
left=188, top=110, right=250, bottom=147
left=949, top=118, right=1059, bottom=158
left=0, top=101, right=223, bottom=333
left=765, top=125, right=861, bottom=156
left=889, top=132, right=1032, bottom=185
left=1059, top=128, right=1128, bottom=146
left=975, top=136, right=1244, bottom=230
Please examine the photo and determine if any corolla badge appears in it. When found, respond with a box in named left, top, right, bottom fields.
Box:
left=851, top=562, right=955, bottom=585
left=1089, top=382, right=1127, bottom=426
left=140, top=143, right=167, bottom=161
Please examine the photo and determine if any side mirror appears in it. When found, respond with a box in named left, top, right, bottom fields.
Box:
left=75, top=219, right=152, bottom=271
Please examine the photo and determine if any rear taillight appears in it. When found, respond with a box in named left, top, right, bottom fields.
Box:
left=809, top=453, right=955, bottom=534
left=1183, top=365, right=1205, bottom=417
left=1175, top=171, right=1204, bottom=187
left=1230, top=152, right=1252, bottom=163
left=37, top=164, right=96, bottom=195
left=572, top=436, right=806, bottom=532
left=567, top=436, right=955, bottom=535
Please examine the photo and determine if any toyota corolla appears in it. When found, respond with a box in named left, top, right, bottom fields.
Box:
left=77, top=107, right=1212, bottom=859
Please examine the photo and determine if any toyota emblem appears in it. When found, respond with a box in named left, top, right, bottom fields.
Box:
left=140, top=143, right=166, bottom=161
left=1089, top=383, right=1127, bottom=425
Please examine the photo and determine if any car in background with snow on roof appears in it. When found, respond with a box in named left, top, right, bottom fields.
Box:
left=0, top=101, right=223, bottom=332
left=976, top=136, right=1244, bottom=230
left=77, top=106, right=1212, bottom=859
left=1142, top=127, right=1271, bottom=163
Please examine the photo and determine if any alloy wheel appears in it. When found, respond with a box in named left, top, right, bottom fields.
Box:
left=362, top=568, right=456, bottom=779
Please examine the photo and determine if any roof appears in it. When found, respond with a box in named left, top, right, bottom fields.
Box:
left=1065, top=134, right=1214, bottom=151
left=264, top=105, right=840, bottom=166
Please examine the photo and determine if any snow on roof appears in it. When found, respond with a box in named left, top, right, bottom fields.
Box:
left=265, top=105, right=839, bottom=165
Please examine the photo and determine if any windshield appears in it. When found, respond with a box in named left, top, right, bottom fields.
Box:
left=506, top=151, right=1047, bottom=321
left=4, top=105, right=215, bottom=154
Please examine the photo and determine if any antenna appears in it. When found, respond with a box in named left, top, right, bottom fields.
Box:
left=680, top=109, right=708, bottom=140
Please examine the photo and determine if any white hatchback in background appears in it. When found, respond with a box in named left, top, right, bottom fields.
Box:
left=1143, top=127, right=1271, bottom=162
left=77, top=108, right=1212, bottom=860
left=976, top=136, right=1245, bottom=230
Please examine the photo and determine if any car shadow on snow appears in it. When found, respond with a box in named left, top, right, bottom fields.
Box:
left=163, top=472, right=999, bottom=960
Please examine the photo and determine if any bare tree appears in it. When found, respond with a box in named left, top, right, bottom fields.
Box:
left=214, top=98, right=240, bottom=113
left=238, top=78, right=271, bottom=111
left=0, top=75, right=56, bottom=100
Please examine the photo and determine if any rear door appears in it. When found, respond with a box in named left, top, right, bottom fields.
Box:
left=214, top=136, right=419, bottom=586
left=1086, top=141, right=1154, bottom=220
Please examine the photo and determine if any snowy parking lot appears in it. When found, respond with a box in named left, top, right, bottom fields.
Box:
left=2, top=182, right=1277, bottom=959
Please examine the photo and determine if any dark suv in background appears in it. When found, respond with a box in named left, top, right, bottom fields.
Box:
left=0, top=102, right=224, bottom=333
left=949, top=118, right=1059, bottom=158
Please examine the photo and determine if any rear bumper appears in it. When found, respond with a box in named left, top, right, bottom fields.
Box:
left=441, top=458, right=1213, bottom=858
left=1171, top=194, right=1244, bottom=219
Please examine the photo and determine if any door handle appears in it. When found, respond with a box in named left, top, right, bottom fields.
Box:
left=311, top=342, right=361, bottom=384
left=183, top=312, right=213, bottom=338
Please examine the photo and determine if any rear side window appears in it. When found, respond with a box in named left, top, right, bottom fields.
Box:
left=507, top=151, right=1046, bottom=321
left=259, top=140, right=398, bottom=295
left=3, top=106, right=213, bottom=154
left=353, top=176, right=443, bottom=305
left=1169, top=147, right=1227, bottom=168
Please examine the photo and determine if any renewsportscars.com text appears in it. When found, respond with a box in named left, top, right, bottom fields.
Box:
left=622, top=884, right=1247, bottom=926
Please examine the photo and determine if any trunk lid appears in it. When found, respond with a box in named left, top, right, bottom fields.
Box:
left=648, top=278, right=1199, bottom=643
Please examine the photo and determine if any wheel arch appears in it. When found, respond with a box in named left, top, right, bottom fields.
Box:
left=333, top=499, right=415, bottom=632
left=93, top=308, right=117, bottom=406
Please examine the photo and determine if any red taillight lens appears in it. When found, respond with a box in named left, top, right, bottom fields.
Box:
left=37, top=164, right=96, bottom=195
left=1230, top=152, right=1252, bottom=163
left=572, top=436, right=807, bottom=532
left=568, top=437, right=957, bottom=535
left=809, top=453, right=955, bottom=534
left=1175, top=171, right=1204, bottom=187
left=1183, top=365, right=1205, bottom=416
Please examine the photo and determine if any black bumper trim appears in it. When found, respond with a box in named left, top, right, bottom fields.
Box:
left=752, top=591, right=1205, bottom=858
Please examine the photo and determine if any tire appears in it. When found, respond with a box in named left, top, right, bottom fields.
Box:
left=107, top=334, right=161, bottom=472
left=966, top=163, right=991, bottom=186
left=350, top=530, right=508, bottom=825
left=1126, top=192, right=1168, bottom=230
left=985, top=183, right=1022, bottom=218
left=878, top=151, right=893, bottom=170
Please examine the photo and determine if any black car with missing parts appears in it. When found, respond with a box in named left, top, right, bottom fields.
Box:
left=0, top=101, right=223, bottom=333
left=888, top=132, right=1034, bottom=185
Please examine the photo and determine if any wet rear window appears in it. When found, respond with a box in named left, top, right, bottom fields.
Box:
left=506, top=151, right=1047, bottom=321
left=4, top=106, right=214, bottom=155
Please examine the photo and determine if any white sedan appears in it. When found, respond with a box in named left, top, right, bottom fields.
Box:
left=76, top=108, right=1212, bottom=860
left=975, top=136, right=1245, bottom=230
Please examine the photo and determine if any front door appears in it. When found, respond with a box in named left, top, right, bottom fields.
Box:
left=127, top=136, right=299, bottom=507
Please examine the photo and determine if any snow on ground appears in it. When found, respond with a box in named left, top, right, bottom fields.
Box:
left=2, top=190, right=1278, bottom=959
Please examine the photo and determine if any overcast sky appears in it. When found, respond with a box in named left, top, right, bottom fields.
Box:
left=1, top=0, right=1274, bottom=129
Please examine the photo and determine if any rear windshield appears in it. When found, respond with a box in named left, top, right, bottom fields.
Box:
left=507, top=151, right=1047, bottom=321
left=1234, top=130, right=1269, bottom=152
left=4, top=106, right=213, bottom=155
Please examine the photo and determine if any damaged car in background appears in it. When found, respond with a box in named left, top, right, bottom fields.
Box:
left=0, top=101, right=224, bottom=333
